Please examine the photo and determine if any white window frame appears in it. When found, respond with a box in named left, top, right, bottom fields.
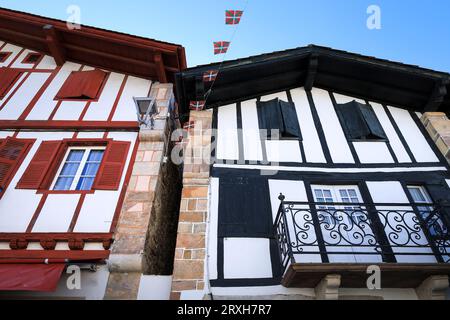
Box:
left=311, top=185, right=365, bottom=225
left=51, top=146, right=106, bottom=191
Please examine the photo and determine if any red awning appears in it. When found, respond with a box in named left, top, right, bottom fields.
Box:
left=0, top=264, right=65, bottom=292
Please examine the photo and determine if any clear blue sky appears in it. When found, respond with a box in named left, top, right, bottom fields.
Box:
left=1, top=0, right=449, bottom=71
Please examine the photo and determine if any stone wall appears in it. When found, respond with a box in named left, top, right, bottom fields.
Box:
left=170, top=110, right=213, bottom=300
left=421, top=112, right=450, bottom=164
left=104, top=83, right=181, bottom=299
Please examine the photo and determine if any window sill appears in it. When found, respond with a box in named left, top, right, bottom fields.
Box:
left=36, top=190, right=96, bottom=195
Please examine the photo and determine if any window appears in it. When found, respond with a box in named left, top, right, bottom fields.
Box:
left=22, top=53, right=43, bottom=64
left=0, top=52, right=12, bottom=63
left=52, top=147, right=105, bottom=191
left=55, top=69, right=108, bottom=100
left=0, top=68, right=22, bottom=99
left=257, top=98, right=302, bottom=139
left=335, top=100, right=387, bottom=141
left=312, top=185, right=366, bottom=227
left=17, top=140, right=130, bottom=191
left=407, top=185, right=445, bottom=237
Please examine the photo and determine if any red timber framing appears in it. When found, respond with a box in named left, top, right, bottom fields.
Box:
left=0, top=8, right=186, bottom=83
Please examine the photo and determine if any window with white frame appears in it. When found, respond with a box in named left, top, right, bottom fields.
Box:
left=407, top=185, right=443, bottom=236
left=52, top=146, right=105, bottom=191
left=312, top=185, right=366, bottom=227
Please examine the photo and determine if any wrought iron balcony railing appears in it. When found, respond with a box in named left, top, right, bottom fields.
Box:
left=274, top=194, right=450, bottom=275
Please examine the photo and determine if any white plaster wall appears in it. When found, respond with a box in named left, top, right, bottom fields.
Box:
left=208, top=177, right=219, bottom=280
left=353, top=142, right=394, bottom=164
left=370, top=101, right=411, bottom=163
left=240, top=99, right=263, bottom=161
left=32, top=194, right=80, bottom=232
left=0, top=72, right=28, bottom=106
left=265, top=140, right=302, bottom=163
left=223, top=238, right=272, bottom=279
left=310, top=88, right=354, bottom=163
left=53, top=100, right=87, bottom=121
left=216, top=104, right=239, bottom=160
left=137, top=275, right=172, bottom=300
left=0, top=72, right=51, bottom=120
left=291, top=87, right=326, bottom=163
left=388, top=106, right=439, bottom=163
left=10, top=49, right=34, bottom=69
left=37, top=55, right=57, bottom=70
left=112, top=76, right=151, bottom=121
left=0, top=131, right=13, bottom=139
left=26, top=62, right=82, bottom=120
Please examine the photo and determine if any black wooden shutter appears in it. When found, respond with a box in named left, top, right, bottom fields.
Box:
left=257, top=99, right=283, bottom=138
left=336, top=101, right=370, bottom=140
left=279, top=100, right=302, bottom=139
left=218, top=177, right=273, bottom=238
left=359, top=104, right=387, bottom=140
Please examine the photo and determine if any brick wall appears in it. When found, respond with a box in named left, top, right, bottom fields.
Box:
left=170, top=110, right=213, bottom=300
left=421, top=112, right=450, bottom=163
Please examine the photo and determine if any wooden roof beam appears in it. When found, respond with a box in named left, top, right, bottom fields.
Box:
left=154, top=52, right=167, bottom=83
left=424, top=79, right=449, bottom=112
left=43, top=24, right=65, bottom=66
left=305, top=53, right=319, bottom=91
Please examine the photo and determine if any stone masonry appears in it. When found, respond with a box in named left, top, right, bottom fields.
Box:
left=104, top=83, right=178, bottom=300
left=421, top=112, right=450, bottom=164
left=170, top=110, right=213, bottom=300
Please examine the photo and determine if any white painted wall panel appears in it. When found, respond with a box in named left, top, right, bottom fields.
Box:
left=0, top=72, right=51, bottom=120
left=75, top=132, right=106, bottom=139
left=36, top=55, right=57, bottom=70
left=26, top=62, right=82, bottom=120
left=291, top=88, right=326, bottom=163
left=32, top=194, right=80, bottom=232
left=84, top=72, right=125, bottom=121
left=53, top=100, right=87, bottom=120
left=216, top=104, right=239, bottom=160
left=0, top=44, right=22, bottom=68
left=208, top=178, right=219, bottom=280
left=311, top=88, right=354, bottom=163
left=223, top=238, right=272, bottom=279
left=112, top=76, right=151, bottom=121
left=388, top=106, right=439, bottom=163
left=265, top=140, right=302, bottom=163
left=353, top=142, right=394, bottom=164
left=260, top=91, right=288, bottom=102
left=333, top=93, right=365, bottom=104
left=370, top=102, right=411, bottom=163
left=240, top=99, right=263, bottom=161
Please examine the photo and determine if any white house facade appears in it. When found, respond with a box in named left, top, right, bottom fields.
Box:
left=0, top=8, right=186, bottom=299
left=171, top=46, right=450, bottom=300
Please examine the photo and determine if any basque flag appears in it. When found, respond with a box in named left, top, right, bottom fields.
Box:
left=214, top=41, right=230, bottom=55
left=226, top=10, right=243, bottom=25
left=189, top=100, right=206, bottom=111
left=203, top=70, right=219, bottom=82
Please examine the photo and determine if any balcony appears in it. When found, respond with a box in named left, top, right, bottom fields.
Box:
left=274, top=194, right=450, bottom=288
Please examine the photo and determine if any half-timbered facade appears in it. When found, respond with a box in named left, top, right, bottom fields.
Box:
left=0, top=8, right=186, bottom=299
left=171, top=45, right=450, bottom=300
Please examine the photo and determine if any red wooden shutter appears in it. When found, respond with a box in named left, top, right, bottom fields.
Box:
left=0, top=68, right=22, bottom=98
left=16, top=141, right=61, bottom=190
left=93, top=141, right=130, bottom=190
left=0, top=138, right=30, bottom=189
left=56, top=70, right=107, bottom=99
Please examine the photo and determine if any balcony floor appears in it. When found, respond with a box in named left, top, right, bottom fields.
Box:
left=283, top=263, right=450, bottom=288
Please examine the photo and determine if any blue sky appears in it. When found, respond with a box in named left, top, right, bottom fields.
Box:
left=1, top=0, right=450, bottom=71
